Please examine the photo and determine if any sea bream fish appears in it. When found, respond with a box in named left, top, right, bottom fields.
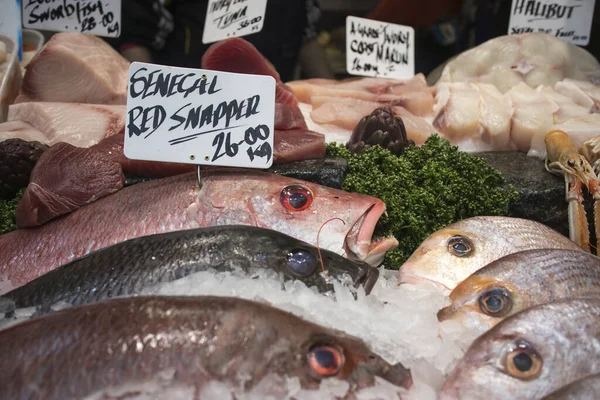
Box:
left=1, top=226, right=380, bottom=315
left=0, top=296, right=413, bottom=400
left=398, top=216, right=583, bottom=293
left=440, top=298, right=600, bottom=400
left=0, top=169, right=398, bottom=294
left=437, top=249, right=600, bottom=334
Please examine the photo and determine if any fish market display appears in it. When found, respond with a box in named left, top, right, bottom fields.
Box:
left=398, top=216, right=582, bottom=292
left=1, top=226, right=379, bottom=315
left=437, top=249, right=600, bottom=333
left=543, top=374, right=600, bottom=399
left=0, top=295, right=412, bottom=399
left=15, top=32, right=129, bottom=104
left=436, top=33, right=600, bottom=93
left=0, top=169, right=397, bottom=293
left=440, top=298, right=600, bottom=400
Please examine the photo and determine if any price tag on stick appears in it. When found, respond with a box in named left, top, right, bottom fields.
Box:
left=508, top=0, right=595, bottom=46
left=124, top=62, right=276, bottom=169
left=346, top=16, right=415, bottom=79
left=21, top=0, right=121, bottom=38
left=202, top=0, right=267, bottom=44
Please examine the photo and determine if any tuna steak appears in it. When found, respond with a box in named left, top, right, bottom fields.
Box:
left=0, top=296, right=412, bottom=399
left=0, top=169, right=398, bottom=293
left=2, top=225, right=380, bottom=314
left=15, top=32, right=129, bottom=104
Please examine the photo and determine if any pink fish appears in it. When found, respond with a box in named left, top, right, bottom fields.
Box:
left=0, top=169, right=398, bottom=294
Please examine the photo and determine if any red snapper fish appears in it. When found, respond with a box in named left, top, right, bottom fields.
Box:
left=0, top=169, right=398, bottom=294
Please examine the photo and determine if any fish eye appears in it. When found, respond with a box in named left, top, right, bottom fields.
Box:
left=307, top=345, right=344, bottom=377
left=286, top=249, right=318, bottom=277
left=505, top=341, right=542, bottom=380
left=478, top=288, right=512, bottom=317
left=280, top=185, right=313, bottom=211
left=447, top=236, right=473, bottom=257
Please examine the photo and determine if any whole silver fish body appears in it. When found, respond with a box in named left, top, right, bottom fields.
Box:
left=2, top=226, right=378, bottom=314
left=439, top=249, right=600, bottom=329
left=399, top=216, right=583, bottom=292
left=543, top=374, right=600, bottom=399
left=440, top=298, right=600, bottom=400
left=0, top=296, right=412, bottom=400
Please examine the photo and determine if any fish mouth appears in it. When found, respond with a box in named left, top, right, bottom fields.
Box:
left=398, top=272, right=452, bottom=293
left=345, top=202, right=399, bottom=266
left=355, top=267, right=380, bottom=295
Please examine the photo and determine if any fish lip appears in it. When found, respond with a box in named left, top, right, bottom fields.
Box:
left=344, top=202, right=399, bottom=266
left=398, top=272, right=452, bottom=293
left=356, top=267, right=380, bottom=295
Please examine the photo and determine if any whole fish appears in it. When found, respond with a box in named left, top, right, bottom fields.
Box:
left=0, top=296, right=412, bottom=399
left=543, top=374, right=600, bottom=399
left=398, top=216, right=582, bottom=293
left=440, top=298, right=600, bottom=400
left=2, top=225, right=379, bottom=314
left=0, top=168, right=398, bottom=294
left=437, top=249, right=600, bottom=332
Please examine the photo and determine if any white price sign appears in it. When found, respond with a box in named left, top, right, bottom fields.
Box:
left=202, top=0, right=267, bottom=44
left=346, top=16, right=415, bottom=79
left=22, top=0, right=121, bottom=38
left=124, top=62, right=276, bottom=169
left=508, top=0, right=595, bottom=46
left=0, top=0, right=23, bottom=60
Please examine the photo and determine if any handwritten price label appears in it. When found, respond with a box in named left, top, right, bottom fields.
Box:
left=22, top=0, right=121, bottom=38
left=346, top=16, right=415, bottom=79
left=124, top=62, right=275, bottom=169
left=202, top=0, right=267, bottom=44
left=508, top=0, right=595, bottom=46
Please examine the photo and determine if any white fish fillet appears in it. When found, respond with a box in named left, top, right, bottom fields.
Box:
left=15, top=32, right=129, bottom=105
left=301, top=99, right=436, bottom=146
left=432, top=82, right=514, bottom=152
left=544, top=114, right=600, bottom=159
left=287, top=74, right=435, bottom=117
left=508, top=82, right=559, bottom=154
left=0, top=121, right=48, bottom=144
left=7, top=102, right=125, bottom=147
left=438, top=33, right=600, bottom=93
left=555, top=79, right=600, bottom=112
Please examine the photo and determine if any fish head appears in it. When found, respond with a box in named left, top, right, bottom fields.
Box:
left=246, top=227, right=380, bottom=294
left=397, top=221, right=497, bottom=293
left=437, top=275, right=523, bottom=332
left=200, top=169, right=398, bottom=266
left=439, top=317, right=563, bottom=399
left=289, top=333, right=412, bottom=392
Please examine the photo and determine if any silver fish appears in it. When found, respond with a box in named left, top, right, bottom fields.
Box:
left=440, top=298, right=600, bottom=400
left=542, top=374, right=600, bottom=399
left=399, top=216, right=582, bottom=293
left=437, top=249, right=600, bottom=332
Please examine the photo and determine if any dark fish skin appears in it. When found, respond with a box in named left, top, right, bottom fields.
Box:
left=0, top=296, right=412, bottom=400
left=3, top=225, right=379, bottom=314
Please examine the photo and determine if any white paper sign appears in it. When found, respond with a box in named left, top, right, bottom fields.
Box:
left=21, top=0, right=121, bottom=38
left=125, top=62, right=276, bottom=169
left=202, top=0, right=267, bottom=44
left=508, top=0, right=595, bottom=46
left=346, top=16, right=415, bottom=79
left=0, top=0, right=22, bottom=60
